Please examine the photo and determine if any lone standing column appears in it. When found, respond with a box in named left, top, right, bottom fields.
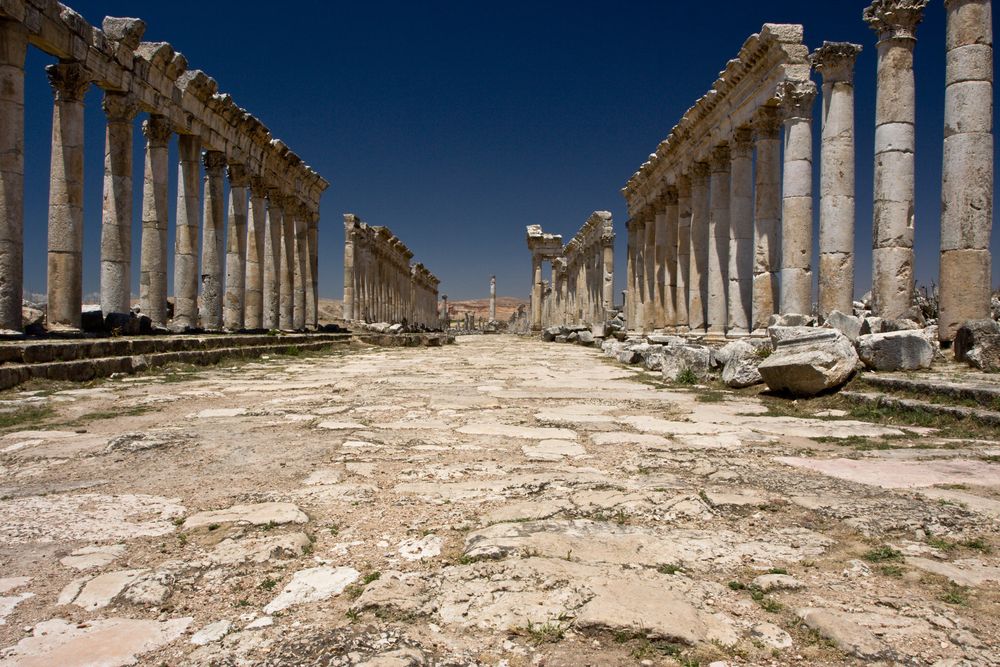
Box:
left=602, top=231, right=615, bottom=318
left=139, top=116, right=171, bottom=327
left=728, top=129, right=754, bottom=335
left=262, top=191, right=283, bottom=329
left=940, top=0, right=993, bottom=342
left=243, top=178, right=266, bottom=329
left=707, top=145, right=731, bottom=335
left=199, top=151, right=226, bottom=330
left=173, top=134, right=202, bottom=330
left=778, top=81, right=817, bottom=316
left=223, top=164, right=249, bottom=330
left=99, top=92, right=138, bottom=318
left=676, top=175, right=691, bottom=331
left=45, top=62, right=90, bottom=330
left=531, top=252, right=543, bottom=330
left=752, top=107, right=782, bottom=330
left=865, top=0, right=928, bottom=319
left=489, top=275, right=496, bottom=321
left=343, top=216, right=356, bottom=320
left=688, top=162, right=710, bottom=333
left=279, top=200, right=295, bottom=329
left=0, top=20, right=28, bottom=331
left=813, top=42, right=863, bottom=319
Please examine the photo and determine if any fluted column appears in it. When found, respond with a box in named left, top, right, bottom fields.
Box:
left=279, top=200, right=295, bottom=329
left=244, top=178, right=266, bottom=329
left=728, top=129, right=754, bottom=335
left=940, top=0, right=993, bottom=342
left=688, top=162, right=710, bottom=333
left=708, top=145, right=730, bottom=335
left=865, top=0, right=927, bottom=319
left=139, top=116, right=171, bottom=327
left=0, top=20, right=28, bottom=331
left=99, top=92, right=138, bottom=317
left=813, top=42, right=862, bottom=320
left=293, top=210, right=307, bottom=329
left=262, top=191, right=283, bottom=329
left=778, top=81, right=817, bottom=316
left=173, top=134, right=202, bottom=330
left=601, top=234, right=614, bottom=319
left=675, top=174, right=691, bottom=331
left=45, top=62, right=90, bottom=330
left=531, top=252, right=542, bottom=330
left=199, top=151, right=226, bottom=330
left=489, top=275, right=496, bottom=320
left=752, top=107, right=782, bottom=330
left=223, top=164, right=249, bottom=330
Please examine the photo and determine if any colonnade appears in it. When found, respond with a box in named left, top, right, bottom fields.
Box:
left=622, top=2, right=993, bottom=345
left=0, top=5, right=327, bottom=334
left=342, top=214, right=440, bottom=328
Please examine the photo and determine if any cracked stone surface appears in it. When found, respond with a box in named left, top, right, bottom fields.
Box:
left=0, top=336, right=998, bottom=665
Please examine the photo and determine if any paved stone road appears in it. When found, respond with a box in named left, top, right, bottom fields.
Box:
left=0, top=336, right=998, bottom=666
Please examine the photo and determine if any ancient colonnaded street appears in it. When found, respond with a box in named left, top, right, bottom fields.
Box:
left=1, top=335, right=999, bottom=667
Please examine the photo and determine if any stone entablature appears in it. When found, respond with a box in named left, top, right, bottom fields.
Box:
left=343, top=214, right=440, bottom=328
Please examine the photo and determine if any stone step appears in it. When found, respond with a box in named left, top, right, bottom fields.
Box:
left=840, top=391, right=1000, bottom=427
left=859, top=374, right=1000, bottom=407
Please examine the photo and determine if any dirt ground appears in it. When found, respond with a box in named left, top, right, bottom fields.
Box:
left=0, top=335, right=998, bottom=666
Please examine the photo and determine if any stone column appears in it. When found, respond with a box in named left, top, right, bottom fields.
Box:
left=293, top=212, right=307, bottom=329
left=199, top=150, right=226, bottom=330
left=752, top=107, right=782, bottom=330
left=279, top=202, right=295, bottom=329
left=644, top=211, right=658, bottom=330
left=343, top=217, right=355, bottom=320
left=602, top=233, right=615, bottom=319
left=173, top=134, right=202, bottom=330
left=309, top=217, right=318, bottom=329
left=728, top=129, right=754, bottom=335
left=489, top=275, right=496, bottom=320
left=262, top=191, right=283, bottom=329
left=688, top=162, right=710, bottom=333
left=778, top=81, right=817, bottom=317
left=633, top=217, right=647, bottom=331
left=243, top=178, right=266, bottom=330
left=45, top=62, right=90, bottom=330
left=531, top=252, right=542, bottom=330
left=625, top=222, right=636, bottom=327
left=813, top=42, right=862, bottom=320
left=676, top=175, right=691, bottom=331
left=99, top=92, right=138, bottom=317
left=865, top=0, right=927, bottom=320
left=707, top=145, right=731, bottom=335
left=223, top=164, right=249, bottom=330
left=662, top=188, right=678, bottom=329
left=0, top=20, right=27, bottom=331
left=940, top=0, right=993, bottom=342
left=652, top=205, right=667, bottom=329
left=139, top=116, right=171, bottom=327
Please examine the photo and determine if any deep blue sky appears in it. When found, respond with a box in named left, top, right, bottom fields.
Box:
left=19, top=1, right=998, bottom=303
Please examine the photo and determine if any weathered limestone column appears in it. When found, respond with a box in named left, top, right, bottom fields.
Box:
left=633, top=217, right=647, bottom=331
left=940, top=0, right=993, bottom=342
left=778, top=81, right=817, bottom=316
left=531, top=252, right=543, bottom=330
left=625, top=222, right=636, bottom=327
left=173, top=134, right=202, bottom=329
left=675, top=175, right=691, bottom=331
left=644, top=210, right=658, bottom=330
left=652, top=203, right=667, bottom=329
left=279, top=202, right=295, bottom=329
left=243, top=178, right=266, bottom=329
left=223, top=164, right=249, bottom=330
left=662, top=188, right=678, bottom=329
left=865, top=0, right=928, bottom=319
left=45, top=62, right=90, bottom=330
left=99, top=92, right=138, bottom=317
left=707, top=145, right=730, bottom=335
left=728, top=129, right=754, bottom=335
left=262, top=191, right=283, bottom=329
left=139, top=116, right=171, bottom=327
left=752, top=107, right=782, bottom=329
left=813, top=42, right=862, bottom=319
left=199, top=150, right=226, bottom=330
left=489, top=275, right=496, bottom=320
left=343, top=217, right=356, bottom=320
left=601, top=232, right=615, bottom=319
left=293, top=212, right=307, bottom=329
left=308, top=217, right=318, bottom=329
left=0, top=20, right=28, bottom=331
left=688, top=162, right=710, bottom=333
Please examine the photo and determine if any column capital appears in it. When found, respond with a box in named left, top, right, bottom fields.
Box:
left=690, top=161, right=710, bottom=186
left=709, top=144, right=731, bottom=171
left=142, top=115, right=172, bottom=146
left=863, top=0, right=928, bottom=43
left=662, top=186, right=679, bottom=206
left=752, top=105, right=783, bottom=140
left=811, top=42, right=863, bottom=83
left=776, top=80, right=817, bottom=122
left=248, top=175, right=267, bottom=197
left=676, top=173, right=692, bottom=198
left=46, top=61, right=92, bottom=103
left=203, top=150, right=226, bottom=174
left=102, top=91, right=140, bottom=123
left=226, top=163, right=250, bottom=188
left=731, top=127, right=754, bottom=158
left=266, top=188, right=285, bottom=207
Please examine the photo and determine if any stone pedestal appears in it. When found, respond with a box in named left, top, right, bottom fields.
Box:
left=173, top=134, right=202, bottom=329
left=0, top=20, right=27, bottom=331
left=728, top=129, right=753, bottom=335
left=708, top=145, right=731, bottom=335
left=865, top=0, right=927, bottom=320
left=199, top=151, right=226, bottom=330
left=813, top=42, right=862, bottom=320
left=675, top=175, right=691, bottom=331
left=139, top=116, right=171, bottom=327
left=223, top=164, right=248, bottom=330
left=244, top=179, right=266, bottom=330
left=46, top=62, right=90, bottom=330
left=752, top=107, right=782, bottom=330
left=688, top=162, right=710, bottom=333
left=99, top=92, right=138, bottom=317
left=940, top=0, right=993, bottom=342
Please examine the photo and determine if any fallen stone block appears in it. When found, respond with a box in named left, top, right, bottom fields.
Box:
left=955, top=319, right=1000, bottom=362
left=577, top=330, right=595, bottom=346
left=661, top=345, right=711, bottom=382
left=967, top=333, right=1000, bottom=373
left=823, top=309, right=863, bottom=341
left=758, top=330, right=858, bottom=397
left=767, top=325, right=818, bottom=348
left=856, top=330, right=934, bottom=371
left=721, top=340, right=766, bottom=388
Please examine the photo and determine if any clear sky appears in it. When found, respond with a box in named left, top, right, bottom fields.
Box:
left=18, top=0, right=998, bottom=304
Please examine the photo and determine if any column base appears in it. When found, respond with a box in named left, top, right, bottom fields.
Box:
left=726, top=328, right=750, bottom=338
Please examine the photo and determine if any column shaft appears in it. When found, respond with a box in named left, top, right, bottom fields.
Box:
left=652, top=208, right=666, bottom=329
left=602, top=240, right=615, bottom=319
left=223, top=165, right=248, bottom=330
left=293, top=214, right=307, bottom=329
left=708, top=145, right=731, bottom=334
left=752, top=108, right=782, bottom=329
left=675, top=175, right=691, bottom=330
left=309, top=219, right=318, bottom=328
left=139, top=116, right=171, bottom=327
left=688, top=162, right=710, bottom=333
left=779, top=81, right=817, bottom=316
left=489, top=276, right=496, bottom=321
left=244, top=181, right=266, bottom=329
left=99, top=93, right=138, bottom=316
left=625, top=224, right=636, bottom=327
left=633, top=219, right=646, bottom=331
left=279, top=205, right=295, bottom=329
left=531, top=253, right=542, bottom=330
left=199, top=151, right=226, bottom=330
left=262, top=194, right=282, bottom=329
left=173, top=134, right=202, bottom=329
left=728, top=130, right=754, bottom=334
left=0, top=20, right=27, bottom=331
left=662, top=190, right=678, bottom=328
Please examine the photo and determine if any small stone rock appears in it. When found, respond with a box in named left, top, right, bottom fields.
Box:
left=190, top=619, right=231, bottom=645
